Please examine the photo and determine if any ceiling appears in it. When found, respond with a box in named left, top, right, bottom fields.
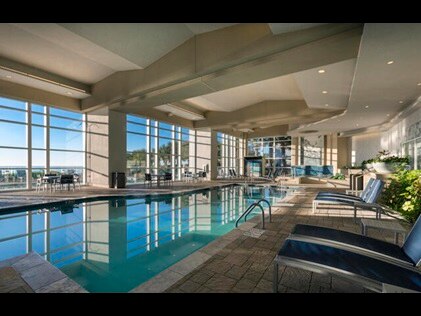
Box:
left=268, top=23, right=328, bottom=35
left=289, top=23, right=421, bottom=136
left=2, top=23, right=418, bottom=139
left=184, top=74, right=303, bottom=112
left=0, top=23, right=236, bottom=86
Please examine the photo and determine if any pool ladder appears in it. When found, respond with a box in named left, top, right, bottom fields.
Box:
left=235, top=198, right=272, bottom=229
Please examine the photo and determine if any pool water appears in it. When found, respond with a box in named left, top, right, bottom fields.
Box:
left=0, top=184, right=288, bottom=292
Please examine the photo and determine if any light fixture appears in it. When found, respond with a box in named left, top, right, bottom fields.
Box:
left=318, top=69, right=325, bottom=74
left=387, top=60, right=394, bottom=65
left=356, top=123, right=359, bottom=127
left=386, top=113, right=390, bottom=117
left=364, top=105, right=369, bottom=109
left=325, top=104, right=329, bottom=107
left=5, top=75, right=12, bottom=79
left=399, top=101, right=403, bottom=104
left=417, top=83, right=421, bottom=86
left=322, top=91, right=328, bottom=94
left=167, top=112, right=174, bottom=117
left=66, top=91, right=73, bottom=95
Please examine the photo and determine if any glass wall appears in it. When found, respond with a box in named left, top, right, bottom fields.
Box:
left=247, top=136, right=291, bottom=176
left=0, top=96, right=85, bottom=190
left=217, top=132, right=243, bottom=177
left=299, top=135, right=324, bottom=165
left=126, top=115, right=210, bottom=184
left=402, top=137, right=421, bottom=170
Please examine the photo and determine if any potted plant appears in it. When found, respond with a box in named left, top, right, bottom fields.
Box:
left=371, top=150, right=410, bottom=174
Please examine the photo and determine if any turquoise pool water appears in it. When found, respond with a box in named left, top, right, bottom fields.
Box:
left=0, top=184, right=288, bottom=292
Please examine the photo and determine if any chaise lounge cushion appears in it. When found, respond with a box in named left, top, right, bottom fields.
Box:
left=291, top=224, right=413, bottom=265
left=278, top=239, right=421, bottom=291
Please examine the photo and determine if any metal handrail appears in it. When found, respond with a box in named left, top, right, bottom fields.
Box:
left=235, top=198, right=272, bottom=229
left=246, top=198, right=271, bottom=223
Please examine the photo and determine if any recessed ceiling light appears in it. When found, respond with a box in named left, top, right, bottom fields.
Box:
left=364, top=105, right=369, bottom=109
left=417, top=83, right=421, bottom=86
left=399, top=100, right=403, bottom=104
left=387, top=60, right=394, bottom=65
left=386, top=114, right=390, bottom=117
left=325, top=104, right=329, bottom=107
left=356, top=123, right=359, bottom=127
left=5, top=75, right=12, bottom=79
left=322, top=91, right=328, bottom=94
left=66, top=91, right=73, bottom=95
left=318, top=69, right=325, bottom=74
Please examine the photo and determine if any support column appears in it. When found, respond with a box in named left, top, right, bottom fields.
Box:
left=210, top=131, right=218, bottom=180
left=86, top=108, right=127, bottom=188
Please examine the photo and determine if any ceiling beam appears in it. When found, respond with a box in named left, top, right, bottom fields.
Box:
left=193, top=100, right=343, bottom=130
left=0, top=56, right=91, bottom=94
left=0, top=79, right=81, bottom=111
left=81, top=23, right=363, bottom=112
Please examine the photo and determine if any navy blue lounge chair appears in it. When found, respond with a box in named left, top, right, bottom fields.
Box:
left=288, top=214, right=421, bottom=268
left=312, top=179, right=385, bottom=222
left=273, top=239, right=421, bottom=292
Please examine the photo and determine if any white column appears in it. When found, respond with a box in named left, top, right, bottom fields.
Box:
left=46, top=107, right=50, bottom=173
left=27, top=102, right=32, bottom=190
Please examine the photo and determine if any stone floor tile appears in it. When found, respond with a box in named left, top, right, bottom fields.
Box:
left=204, top=259, right=232, bottom=274
left=225, top=265, right=248, bottom=280
left=36, top=277, right=87, bottom=293
left=204, top=274, right=237, bottom=292
left=12, top=252, right=45, bottom=273
left=20, top=263, right=66, bottom=291
left=178, top=280, right=202, bottom=293
left=232, top=278, right=257, bottom=293
left=279, top=267, right=311, bottom=293
left=189, top=271, right=213, bottom=285
left=222, top=253, right=249, bottom=266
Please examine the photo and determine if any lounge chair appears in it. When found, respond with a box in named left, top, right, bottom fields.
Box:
left=273, top=238, right=421, bottom=293
left=317, top=178, right=375, bottom=200
left=287, top=213, right=421, bottom=269
left=312, top=179, right=384, bottom=222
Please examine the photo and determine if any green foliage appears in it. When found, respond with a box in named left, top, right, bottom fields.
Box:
left=331, top=173, right=345, bottom=180
left=362, top=150, right=410, bottom=171
left=380, top=169, right=421, bottom=223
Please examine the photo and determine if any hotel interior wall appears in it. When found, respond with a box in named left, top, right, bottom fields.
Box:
left=351, top=107, right=421, bottom=168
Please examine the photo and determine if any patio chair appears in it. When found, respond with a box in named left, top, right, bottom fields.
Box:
left=164, top=172, right=173, bottom=186
left=144, top=173, right=152, bottom=187
left=73, top=174, right=81, bottom=190
left=184, top=171, right=193, bottom=182
left=273, top=238, right=421, bottom=293
left=58, top=174, right=75, bottom=191
left=313, top=179, right=384, bottom=222
left=287, top=213, right=421, bottom=269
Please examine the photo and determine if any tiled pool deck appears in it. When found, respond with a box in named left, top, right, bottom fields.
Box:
left=0, top=182, right=413, bottom=293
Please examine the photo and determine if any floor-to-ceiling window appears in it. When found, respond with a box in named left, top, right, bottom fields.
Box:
left=247, top=136, right=291, bottom=176
left=126, top=114, right=210, bottom=184
left=0, top=96, right=85, bottom=190
left=402, top=137, right=421, bottom=170
left=217, top=132, right=243, bottom=177
left=300, top=135, right=324, bottom=165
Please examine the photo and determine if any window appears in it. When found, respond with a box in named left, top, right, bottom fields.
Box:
left=300, top=135, right=324, bottom=165
left=217, top=132, right=243, bottom=177
left=126, top=115, right=211, bottom=183
left=0, top=96, right=86, bottom=190
left=247, top=136, right=292, bottom=176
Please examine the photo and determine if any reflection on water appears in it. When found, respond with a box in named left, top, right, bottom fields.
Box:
left=0, top=185, right=287, bottom=292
